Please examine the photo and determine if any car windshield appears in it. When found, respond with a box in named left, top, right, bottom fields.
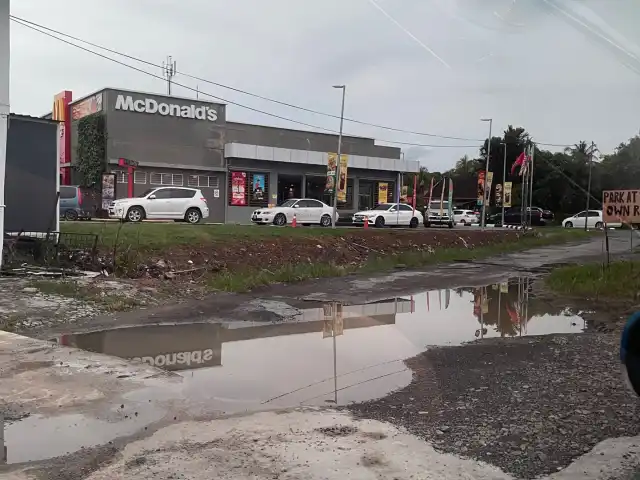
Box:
left=372, top=203, right=394, bottom=210
left=429, top=201, right=450, bottom=209
left=138, top=189, right=156, bottom=198
left=279, top=199, right=298, bottom=208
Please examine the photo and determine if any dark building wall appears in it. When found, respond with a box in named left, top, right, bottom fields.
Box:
left=225, top=122, right=400, bottom=159
left=107, top=162, right=226, bottom=223
left=5, top=115, right=58, bottom=232
left=102, top=89, right=227, bottom=170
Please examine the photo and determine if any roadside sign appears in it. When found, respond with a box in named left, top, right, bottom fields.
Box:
left=603, top=190, right=640, bottom=223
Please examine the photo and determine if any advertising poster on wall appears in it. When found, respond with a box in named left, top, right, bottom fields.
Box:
left=400, top=185, right=408, bottom=203
left=252, top=174, right=265, bottom=201
left=337, top=155, right=348, bottom=202
left=72, top=93, right=103, bottom=120
left=231, top=172, right=247, bottom=206
left=495, top=183, right=503, bottom=206
left=503, top=182, right=513, bottom=207
left=378, top=182, right=389, bottom=204
left=477, top=171, right=486, bottom=206
left=326, top=153, right=338, bottom=194
left=101, top=173, right=116, bottom=210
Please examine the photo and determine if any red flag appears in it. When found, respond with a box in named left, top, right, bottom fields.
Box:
left=510, top=152, right=525, bottom=175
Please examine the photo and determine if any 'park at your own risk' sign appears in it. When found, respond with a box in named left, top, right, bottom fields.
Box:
left=603, top=190, right=640, bottom=223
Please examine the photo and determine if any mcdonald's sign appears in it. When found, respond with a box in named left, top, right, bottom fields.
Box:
left=53, top=91, right=72, bottom=179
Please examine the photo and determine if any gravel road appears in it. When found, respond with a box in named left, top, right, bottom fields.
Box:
left=348, top=333, right=640, bottom=479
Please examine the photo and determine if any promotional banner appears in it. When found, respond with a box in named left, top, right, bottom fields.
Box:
left=325, top=153, right=338, bottom=194
left=495, top=183, right=503, bottom=206
left=400, top=185, right=408, bottom=203
left=500, top=282, right=509, bottom=294
left=252, top=174, right=265, bottom=201
left=231, top=171, right=247, bottom=206
left=485, top=172, right=494, bottom=206
left=412, top=174, right=418, bottom=213
left=72, top=93, right=103, bottom=120
left=447, top=178, right=453, bottom=213
left=428, top=177, right=434, bottom=206
left=101, top=173, right=116, bottom=210
left=378, top=182, right=389, bottom=204
left=337, top=155, right=348, bottom=203
left=439, top=177, right=445, bottom=215
left=503, top=182, right=513, bottom=207
left=477, top=171, right=486, bottom=206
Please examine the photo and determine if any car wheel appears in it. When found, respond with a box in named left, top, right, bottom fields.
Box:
left=320, top=214, right=332, bottom=227
left=273, top=213, right=286, bottom=226
left=126, top=206, right=145, bottom=223
left=374, top=216, right=385, bottom=228
left=424, top=222, right=431, bottom=228
left=185, top=208, right=202, bottom=224
left=564, top=221, right=573, bottom=228
left=64, top=210, right=78, bottom=221
left=448, top=222, right=454, bottom=229
left=595, top=221, right=604, bottom=229
left=409, top=217, right=419, bottom=229
left=460, top=220, right=467, bottom=226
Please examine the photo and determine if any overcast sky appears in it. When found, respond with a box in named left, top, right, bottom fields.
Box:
left=8, top=0, right=640, bottom=171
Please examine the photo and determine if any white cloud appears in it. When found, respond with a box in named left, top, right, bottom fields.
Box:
left=8, top=0, right=640, bottom=169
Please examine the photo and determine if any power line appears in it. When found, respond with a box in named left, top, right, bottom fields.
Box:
left=10, top=15, right=482, bottom=143
left=11, top=16, right=483, bottom=150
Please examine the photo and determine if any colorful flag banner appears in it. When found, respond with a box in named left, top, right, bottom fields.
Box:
left=447, top=178, right=453, bottom=214
left=477, top=171, right=486, bottom=206
left=495, top=183, right=503, bottom=206
left=325, top=153, right=338, bottom=194
left=486, top=172, right=494, bottom=206
left=378, top=182, right=388, bottom=204
left=428, top=177, right=434, bottom=205
left=400, top=185, right=408, bottom=203
left=504, top=182, right=513, bottom=207
left=337, top=155, right=348, bottom=202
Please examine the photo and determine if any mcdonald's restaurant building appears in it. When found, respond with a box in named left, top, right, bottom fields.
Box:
left=49, top=87, right=419, bottom=223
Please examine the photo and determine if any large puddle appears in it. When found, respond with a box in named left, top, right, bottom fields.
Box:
left=49, top=278, right=584, bottom=411
left=2, top=278, right=586, bottom=465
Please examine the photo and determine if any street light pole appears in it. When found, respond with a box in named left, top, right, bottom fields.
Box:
left=332, top=85, right=346, bottom=229
left=501, top=142, right=507, bottom=225
left=480, top=118, right=493, bottom=228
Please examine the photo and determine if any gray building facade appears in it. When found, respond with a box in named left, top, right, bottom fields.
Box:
left=62, top=87, right=419, bottom=223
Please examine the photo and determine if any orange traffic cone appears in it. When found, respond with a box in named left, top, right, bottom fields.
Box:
left=291, top=213, right=297, bottom=228
left=363, top=215, right=368, bottom=229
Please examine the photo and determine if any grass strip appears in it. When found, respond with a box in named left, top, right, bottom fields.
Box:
left=209, top=229, right=593, bottom=292
left=546, top=260, right=640, bottom=300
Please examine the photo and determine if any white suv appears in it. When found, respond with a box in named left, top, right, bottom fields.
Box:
left=109, top=187, right=210, bottom=224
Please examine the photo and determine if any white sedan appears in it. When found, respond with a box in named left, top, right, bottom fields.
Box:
left=352, top=203, right=423, bottom=228
left=453, top=209, right=480, bottom=226
left=562, top=209, right=622, bottom=229
left=251, top=198, right=338, bottom=227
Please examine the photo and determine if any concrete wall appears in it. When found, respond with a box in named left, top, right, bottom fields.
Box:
left=5, top=116, right=59, bottom=232
left=225, top=122, right=400, bottom=160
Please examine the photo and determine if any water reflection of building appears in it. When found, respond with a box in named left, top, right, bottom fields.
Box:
left=52, top=299, right=414, bottom=372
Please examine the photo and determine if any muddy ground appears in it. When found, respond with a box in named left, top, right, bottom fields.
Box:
left=2, top=231, right=640, bottom=479
left=348, top=333, right=640, bottom=479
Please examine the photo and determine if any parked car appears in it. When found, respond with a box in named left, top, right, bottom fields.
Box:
left=59, top=185, right=94, bottom=221
left=562, top=210, right=621, bottom=229
left=251, top=198, right=337, bottom=226
left=453, top=209, right=479, bottom=226
left=108, top=187, right=209, bottom=223
left=424, top=200, right=454, bottom=228
left=492, top=207, right=547, bottom=226
left=529, top=206, right=554, bottom=221
left=352, top=203, right=423, bottom=228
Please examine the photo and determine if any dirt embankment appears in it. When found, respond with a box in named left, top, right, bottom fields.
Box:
left=124, top=230, right=520, bottom=277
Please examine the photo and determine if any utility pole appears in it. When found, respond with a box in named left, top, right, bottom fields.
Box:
left=500, top=142, right=507, bottom=225
left=480, top=119, right=492, bottom=228
left=585, top=141, right=595, bottom=231
left=331, top=85, right=346, bottom=228
left=162, top=56, right=177, bottom=96
left=0, top=0, right=10, bottom=272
